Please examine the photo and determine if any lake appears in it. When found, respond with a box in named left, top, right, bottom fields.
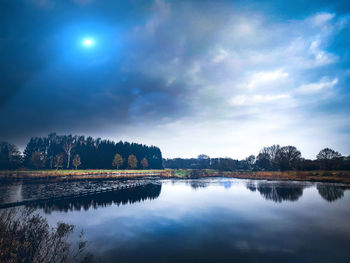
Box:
left=1, top=178, right=350, bottom=262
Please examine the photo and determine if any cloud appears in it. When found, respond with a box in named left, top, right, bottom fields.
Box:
left=245, top=70, right=289, bottom=90
left=1, top=0, right=349, bottom=158
left=312, top=12, right=335, bottom=27
left=297, top=78, right=338, bottom=94
left=230, top=94, right=291, bottom=106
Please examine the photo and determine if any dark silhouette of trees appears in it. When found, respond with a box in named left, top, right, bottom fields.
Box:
left=198, top=154, right=210, bottom=160
left=317, top=148, right=342, bottom=160
left=164, top=145, right=349, bottom=171
left=20, top=133, right=163, bottom=170
left=278, top=146, right=301, bottom=171
left=73, top=154, right=81, bottom=170
left=317, top=148, right=342, bottom=170
left=128, top=154, right=138, bottom=169
left=245, top=155, right=255, bottom=170
left=54, top=154, right=64, bottom=170
left=256, top=145, right=281, bottom=170
left=255, top=152, right=270, bottom=170
left=112, top=153, right=124, bottom=169
left=30, top=151, right=45, bottom=170
left=0, top=142, right=21, bottom=169
left=1, top=134, right=349, bottom=172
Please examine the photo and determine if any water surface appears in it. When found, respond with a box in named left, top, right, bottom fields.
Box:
left=1, top=178, right=350, bottom=262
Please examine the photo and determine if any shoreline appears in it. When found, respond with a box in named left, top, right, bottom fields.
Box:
left=0, top=169, right=350, bottom=184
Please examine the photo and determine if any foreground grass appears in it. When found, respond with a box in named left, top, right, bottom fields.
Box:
left=0, top=169, right=349, bottom=183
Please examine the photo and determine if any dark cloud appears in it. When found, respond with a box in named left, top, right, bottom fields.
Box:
left=1, top=0, right=349, bottom=157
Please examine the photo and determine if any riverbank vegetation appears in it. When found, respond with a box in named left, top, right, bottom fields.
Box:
left=1, top=136, right=350, bottom=183
left=0, top=169, right=350, bottom=184
left=0, top=208, right=92, bottom=262
left=0, top=169, right=165, bottom=180
left=0, top=133, right=162, bottom=170
left=164, top=145, right=350, bottom=171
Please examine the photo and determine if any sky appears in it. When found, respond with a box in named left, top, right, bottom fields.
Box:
left=0, top=0, right=350, bottom=159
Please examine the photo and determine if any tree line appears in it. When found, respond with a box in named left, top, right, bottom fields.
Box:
left=163, top=145, right=350, bottom=171
left=1, top=140, right=349, bottom=171
left=0, top=133, right=163, bottom=170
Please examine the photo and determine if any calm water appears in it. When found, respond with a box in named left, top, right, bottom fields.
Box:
left=1, top=178, right=350, bottom=262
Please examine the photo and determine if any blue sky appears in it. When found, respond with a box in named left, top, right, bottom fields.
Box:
left=0, top=0, right=349, bottom=158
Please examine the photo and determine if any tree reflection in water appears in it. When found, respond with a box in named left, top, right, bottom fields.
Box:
left=316, top=184, right=350, bottom=202
left=27, top=183, right=162, bottom=214
left=246, top=181, right=307, bottom=202
left=187, top=180, right=209, bottom=190
left=247, top=181, right=350, bottom=203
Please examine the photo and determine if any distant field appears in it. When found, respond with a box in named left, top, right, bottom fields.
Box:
left=0, top=169, right=349, bottom=183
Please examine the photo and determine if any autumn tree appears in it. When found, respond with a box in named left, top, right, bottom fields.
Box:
left=54, top=154, right=64, bottom=170
left=30, top=151, right=45, bottom=170
left=112, top=153, right=124, bottom=169
left=141, top=157, right=149, bottom=169
left=72, top=154, right=81, bottom=170
left=128, top=154, right=138, bottom=169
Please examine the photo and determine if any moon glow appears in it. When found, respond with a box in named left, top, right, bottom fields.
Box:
left=82, top=38, right=94, bottom=47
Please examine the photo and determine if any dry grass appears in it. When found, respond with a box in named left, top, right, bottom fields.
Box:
left=0, top=169, right=349, bottom=183
left=208, top=170, right=350, bottom=183
left=0, top=169, right=165, bottom=180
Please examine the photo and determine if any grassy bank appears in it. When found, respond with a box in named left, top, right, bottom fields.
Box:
left=0, top=169, right=166, bottom=180
left=171, top=169, right=350, bottom=183
left=0, top=169, right=349, bottom=183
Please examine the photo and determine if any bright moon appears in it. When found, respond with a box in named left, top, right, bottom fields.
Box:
left=82, top=38, right=94, bottom=47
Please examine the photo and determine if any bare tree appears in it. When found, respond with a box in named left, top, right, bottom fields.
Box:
left=317, top=148, right=341, bottom=160
left=317, top=148, right=342, bottom=170
left=257, top=145, right=281, bottom=170
left=245, top=155, right=255, bottom=170
left=278, top=146, right=301, bottom=170
left=63, top=135, right=77, bottom=169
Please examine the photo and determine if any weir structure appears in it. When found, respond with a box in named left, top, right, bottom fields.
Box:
left=0, top=180, right=159, bottom=209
